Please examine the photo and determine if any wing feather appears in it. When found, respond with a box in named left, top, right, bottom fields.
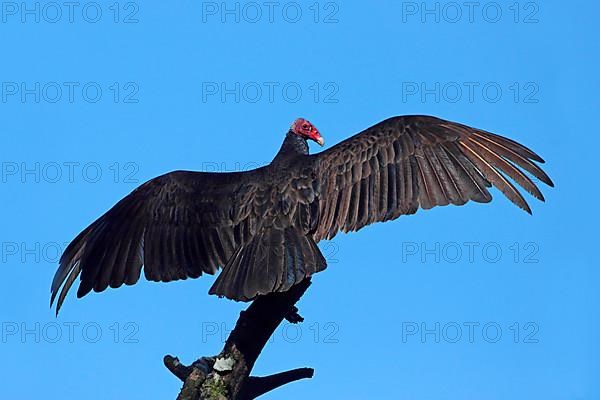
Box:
left=51, top=169, right=262, bottom=314
left=311, top=116, right=552, bottom=241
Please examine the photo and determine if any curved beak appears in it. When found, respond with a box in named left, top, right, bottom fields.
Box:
left=305, top=123, right=324, bottom=147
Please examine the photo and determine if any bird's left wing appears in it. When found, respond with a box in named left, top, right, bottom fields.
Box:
left=310, top=115, right=554, bottom=242
left=51, top=169, right=264, bottom=313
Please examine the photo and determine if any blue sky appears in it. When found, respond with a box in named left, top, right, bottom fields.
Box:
left=0, top=1, right=597, bottom=399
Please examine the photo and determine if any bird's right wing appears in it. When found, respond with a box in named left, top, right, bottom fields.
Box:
left=51, top=169, right=264, bottom=313
left=310, top=115, right=554, bottom=242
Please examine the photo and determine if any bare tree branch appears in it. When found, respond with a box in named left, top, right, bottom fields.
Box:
left=243, top=368, right=314, bottom=399
left=166, top=278, right=314, bottom=399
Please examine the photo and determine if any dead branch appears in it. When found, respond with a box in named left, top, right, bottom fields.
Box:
left=165, top=279, right=314, bottom=399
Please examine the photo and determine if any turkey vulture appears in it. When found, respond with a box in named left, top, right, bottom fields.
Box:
left=51, top=115, right=553, bottom=313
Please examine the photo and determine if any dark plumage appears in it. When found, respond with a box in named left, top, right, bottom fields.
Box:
left=51, top=116, right=553, bottom=313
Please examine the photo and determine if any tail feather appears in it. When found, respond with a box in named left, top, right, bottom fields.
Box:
left=209, top=226, right=326, bottom=301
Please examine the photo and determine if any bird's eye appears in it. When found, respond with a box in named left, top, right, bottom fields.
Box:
left=303, top=124, right=309, bottom=129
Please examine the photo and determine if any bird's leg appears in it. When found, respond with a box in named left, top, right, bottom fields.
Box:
left=284, top=305, right=304, bottom=324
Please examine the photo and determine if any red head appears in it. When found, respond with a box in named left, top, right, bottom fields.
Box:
left=290, top=118, right=324, bottom=146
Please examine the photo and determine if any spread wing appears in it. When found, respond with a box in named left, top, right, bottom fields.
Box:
left=51, top=169, right=264, bottom=314
left=311, top=115, right=554, bottom=242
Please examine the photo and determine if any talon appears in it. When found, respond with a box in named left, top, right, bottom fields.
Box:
left=284, top=306, right=304, bottom=324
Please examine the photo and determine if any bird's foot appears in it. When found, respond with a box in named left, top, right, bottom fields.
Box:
left=284, top=306, right=304, bottom=324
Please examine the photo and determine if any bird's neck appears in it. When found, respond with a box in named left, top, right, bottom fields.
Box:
left=273, top=132, right=309, bottom=162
